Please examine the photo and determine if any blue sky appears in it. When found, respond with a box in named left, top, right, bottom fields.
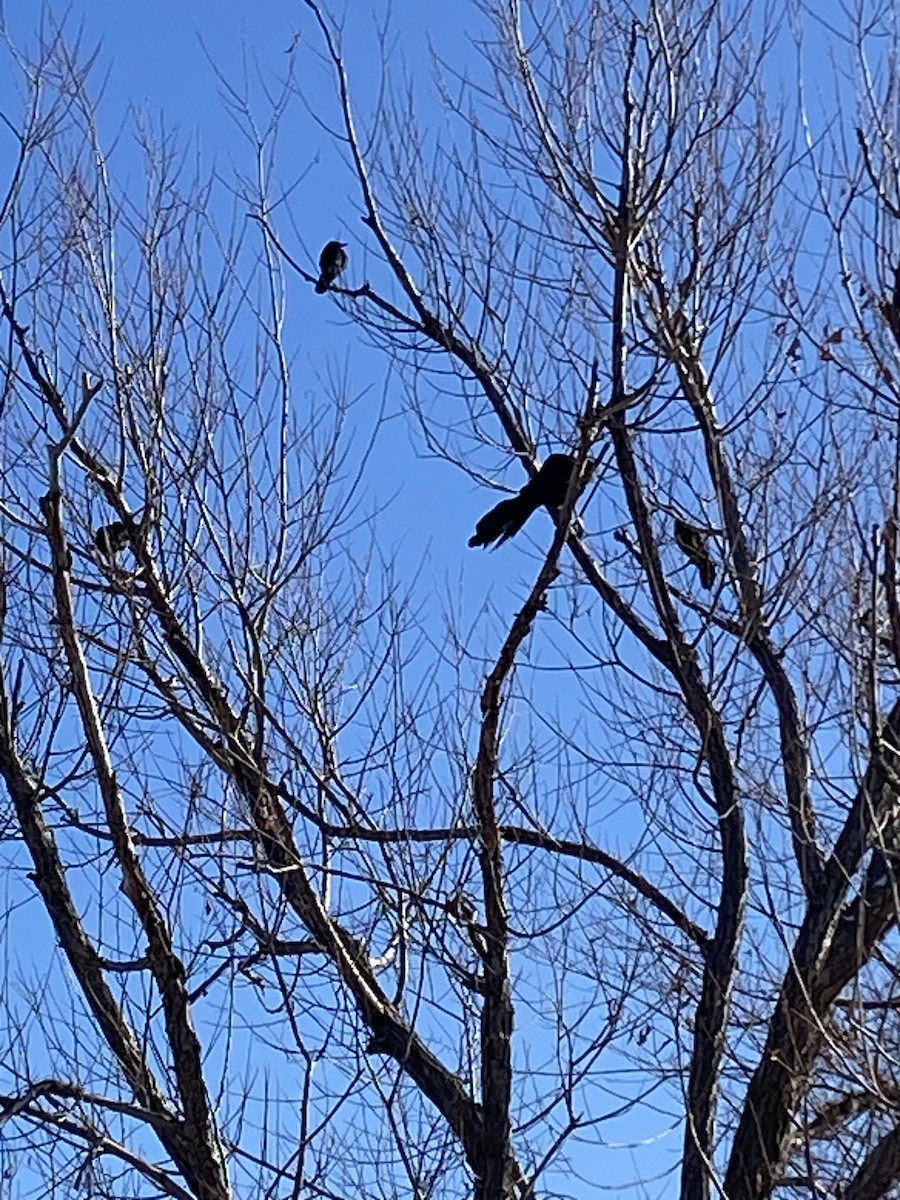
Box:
left=0, top=2, right=878, bottom=1197
left=0, top=2, right=658, bottom=1192
left=15, top=2, right=535, bottom=609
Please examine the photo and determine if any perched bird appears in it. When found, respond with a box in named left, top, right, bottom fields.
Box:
left=673, top=518, right=716, bottom=590
left=468, top=453, right=579, bottom=549
left=315, top=241, right=348, bottom=293
left=93, top=510, right=148, bottom=558
left=93, top=520, right=131, bottom=557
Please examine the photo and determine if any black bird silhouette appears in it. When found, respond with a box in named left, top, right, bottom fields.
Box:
left=315, top=241, right=348, bottom=293
left=469, top=454, right=579, bottom=549
left=93, top=509, right=149, bottom=558
left=673, top=518, right=716, bottom=590
left=94, top=520, right=131, bottom=557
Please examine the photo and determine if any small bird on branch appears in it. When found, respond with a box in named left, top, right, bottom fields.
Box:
left=93, top=508, right=151, bottom=559
left=315, top=241, right=348, bottom=293
left=94, top=520, right=133, bottom=557
left=673, top=518, right=716, bottom=590
left=468, top=454, right=582, bottom=549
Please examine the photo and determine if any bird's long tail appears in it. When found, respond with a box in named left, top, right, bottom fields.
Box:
left=468, top=494, right=537, bottom=548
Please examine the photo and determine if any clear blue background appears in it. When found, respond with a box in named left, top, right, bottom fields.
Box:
left=0, top=3, right=858, bottom=1198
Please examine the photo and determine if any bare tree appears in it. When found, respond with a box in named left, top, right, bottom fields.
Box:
left=4, top=2, right=900, bottom=1200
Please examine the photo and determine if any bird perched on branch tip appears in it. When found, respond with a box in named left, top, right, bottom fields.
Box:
left=315, top=241, right=348, bottom=293
left=469, top=453, right=585, bottom=549
left=673, top=518, right=716, bottom=590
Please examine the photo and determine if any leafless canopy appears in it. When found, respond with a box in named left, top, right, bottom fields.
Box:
left=3, top=2, right=900, bottom=1199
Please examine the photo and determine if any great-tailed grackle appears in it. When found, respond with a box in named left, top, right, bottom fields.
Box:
left=469, top=454, right=579, bottom=549
left=315, top=241, right=348, bottom=293
left=673, top=518, right=716, bottom=590
left=94, top=520, right=132, bottom=557
left=93, top=509, right=149, bottom=558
